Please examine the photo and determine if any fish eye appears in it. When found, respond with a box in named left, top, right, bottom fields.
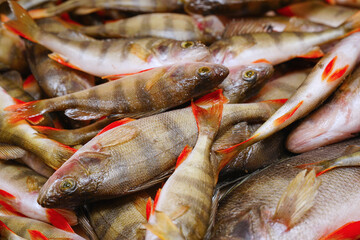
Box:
left=181, top=41, right=195, bottom=48
left=197, top=66, right=211, bottom=78
left=242, top=70, right=257, bottom=82
left=59, top=178, right=77, bottom=193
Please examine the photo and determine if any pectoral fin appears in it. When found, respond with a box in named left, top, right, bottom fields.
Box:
left=0, top=144, right=26, bottom=159
left=272, top=169, right=320, bottom=229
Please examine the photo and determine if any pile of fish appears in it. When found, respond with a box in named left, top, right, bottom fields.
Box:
left=1, top=0, right=360, bottom=239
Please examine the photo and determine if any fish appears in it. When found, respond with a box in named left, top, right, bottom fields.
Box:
left=249, top=69, right=310, bottom=102
left=5, top=62, right=229, bottom=122
left=278, top=1, right=358, bottom=28
left=0, top=215, right=86, bottom=240
left=0, top=161, right=77, bottom=230
left=210, top=12, right=360, bottom=67
left=212, top=137, right=360, bottom=240
left=145, top=89, right=224, bottom=240
left=37, top=95, right=284, bottom=208
left=4, top=1, right=210, bottom=77
left=74, top=13, right=225, bottom=44
left=217, top=32, right=360, bottom=164
left=0, top=26, right=27, bottom=74
left=220, top=63, right=274, bottom=103
left=184, top=0, right=317, bottom=17
left=87, top=186, right=159, bottom=240
left=28, top=0, right=184, bottom=19
left=327, top=0, right=360, bottom=8
left=222, top=16, right=329, bottom=37
left=287, top=65, right=360, bottom=153
left=212, top=122, right=286, bottom=178
left=0, top=86, right=76, bottom=170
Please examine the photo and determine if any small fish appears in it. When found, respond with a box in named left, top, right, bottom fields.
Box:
left=210, top=12, right=360, bottom=67
left=212, top=137, right=360, bottom=240
left=0, top=161, right=77, bottom=229
left=28, top=0, right=184, bottom=19
left=278, top=1, right=358, bottom=28
left=220, top=63, right=274, bottom=103
left=249, top=69, right=310, bottom=102
left=222, top=16, right=329, bottom=37
left=0, top=215, right=85, bottom=240
left=4, top=1, right=210, bottom=77
left=75, top=13, right=225, bottom=44
left=37, top=95, right=284, bottom=208
left=5, top=63, right=228, bottom=122
left=287, top=65, right=360, bottom=153
left=217, top=32, right=360, bottom=164
left=145, top=89, right=224, bottom=240
left=184, top=0, right=317, bottom=17
left=0, top=87, right=76, bottom=170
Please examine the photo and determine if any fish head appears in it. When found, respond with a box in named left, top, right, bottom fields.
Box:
left=152, top=39, right=211, bottom=63
left=220, top=63, right=274, bottom=103
left=167, top=62, right=229, bottom=97
left=37, top=152, right=101, bottom=208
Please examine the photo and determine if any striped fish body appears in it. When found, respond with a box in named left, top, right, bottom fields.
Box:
left=0, top=27, right=27, bottom=74
left=26, top=41, right=95, bottom=98
left=7, top=63, right=228, bottom=121
left=184, top=0, right=317, bottom=17
left=88, top=188, right=158, bottom=240
left=0, top=161, right=76, bottom=225
left=287, top=65, right=360, bottom=153
left=222, top=16, right=329, bottom=37
left=5, top=2, right=211, bottom=77
left=0, top=87, right=75, bottom=170
left=37, top=102, right=282, bottom=208
left=211, top=28, right=347, bottom=67
left=0, top=215, right=85, bottom=240
left=30, top=0, right=184, bottom=18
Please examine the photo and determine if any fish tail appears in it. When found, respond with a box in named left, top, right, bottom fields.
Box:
left=4, top=100, right=45, bottom=123
left=4, top=1, right=42, bottom=43
left=342, top=11, right=360, bottom=34
left=191, top=89, right=224, bottom=139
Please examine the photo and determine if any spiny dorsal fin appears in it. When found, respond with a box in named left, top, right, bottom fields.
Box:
left=175, top=145, right=192, bottom=169
left=272, top=169, right=320, bottom=229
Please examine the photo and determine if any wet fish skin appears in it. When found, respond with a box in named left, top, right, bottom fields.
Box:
left=287, top=65, right=360, bottom=153
left=184, top=0, right=316, bottom=17
left=210, top=12, right=360, bottom=67
left=220, top=63, right=274, bottom=103
left=0, top=215, right=85, bottom=240
left=29, top=0, right=184, bottom=18
left=5, top=1, right=211, bottom=77
left=37, top=101, right=282, bottom=208
left=0, top=87, right=76, bottom=170
left=6, top=62, right=229, bottom=122
left=222, top=16, right=329, bottom=37
left=0, top=161, right=77, bottom=225
left=212, top=137, right=360, bottom=240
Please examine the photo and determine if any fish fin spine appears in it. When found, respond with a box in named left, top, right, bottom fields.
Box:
left=4, top=1, right=41, bottom=43
left=46, top=209, right=74, bottom=233
left=96, top=118, right=135, bottom=136
left=28, top=229, right=49, bottom=240
left=272, top=169, right=320, bottom=229
left=319, top=221, right=360, bottom=240
left=175, top=145, right=193, bottom=169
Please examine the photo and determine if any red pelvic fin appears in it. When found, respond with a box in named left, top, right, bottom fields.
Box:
left=46, top=209, right=74, bottom=233
left=0, top=189, right=16, bottom=199
left=276, top=6, right=294, bottom=17
left=48, top=53, right=81, bottom=70
left=327, top=65, right=349, bottom=82
left=0, top=200, right=25, bottom=217
left=102, top=68, right=155, bottom=81
left=10, top=98, right=44, bottom=125
left=274, top=101, right=304, bottom=126
left=252, top=59, right=271, bottom=64
left=175, top=145, right=193, bottom=169
left=297, top=47, right=324, bottom=59
left=23, top=75, right=36, bottom=88
left=28, top=229, right=49, bottom=240
left=153, top=188, right=162, bottom=214
left=96, top=118, right=135, bottom=136
left=322, top=56, right=337, bottom=81
left=319, top=221, right=360, bottom=240
left=146, top=197, right=152, bottom=221
left=194, top=89, right=228, bottom=106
